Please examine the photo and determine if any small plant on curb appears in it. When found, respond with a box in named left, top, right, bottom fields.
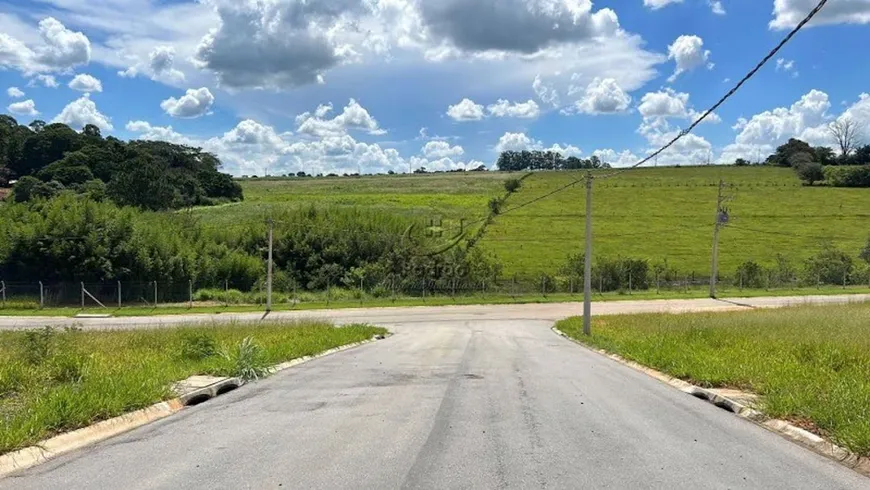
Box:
left=216, top=337, right=270, bottom=381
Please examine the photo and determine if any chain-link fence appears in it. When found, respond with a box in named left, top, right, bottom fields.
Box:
left=2, top=267, right=868, bottom=312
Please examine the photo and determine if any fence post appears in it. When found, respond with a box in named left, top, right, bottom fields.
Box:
left=599, top=272, right=603, bottom=295
left=327, top=278, right=331, bottom=306
left=817, top=273, right=821, bottom=290
left=225, top=279, right=229, bottom=307
left=360, top=276, right=364, bottom=305
left=844, top=270, right=848, bottom=290
left=39, top=281, right=44, bottom=309
left=81, top=282, right=85, bottom=309
left=685, top=275, right=689, bottom=294
left=628, top=270, right=633, bottom=295
left=541, top=276, right=546, bottom=296
left=153, top=281, right=158, bottom=307
left=766, top=271, right=770, bottom=291
left=0, top=280, right=5, bottom=306
left=655, top=271, right=660, bottom=294
left=739, top=271, right=743, bottom=291
left=117, top=281, right=122, bottom=308
left=189, top=280, right=193, bottom=309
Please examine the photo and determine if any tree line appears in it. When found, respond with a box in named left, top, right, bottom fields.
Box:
left=753, top=120, right=870, bottom=187
left=496, top=151, right=612, bottom=172
left=0, top=115, right=242, bottom=210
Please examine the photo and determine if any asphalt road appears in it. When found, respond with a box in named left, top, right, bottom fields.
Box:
left=3, top=299, right=868, bottom=488
left=1, top=293, right=868, bottom=330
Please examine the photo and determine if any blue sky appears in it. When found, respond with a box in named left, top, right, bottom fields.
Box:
left=2, top=0, right=870, bottom=176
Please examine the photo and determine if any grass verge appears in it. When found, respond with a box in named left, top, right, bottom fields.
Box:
left=0, top=321, right=386, bottom=454
left=2, top=286, right=869, bottom=318
left=556, top=303, right=870, bottom=457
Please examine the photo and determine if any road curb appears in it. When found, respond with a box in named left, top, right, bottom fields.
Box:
left=0, top=333, right=389, bottom=479
left=551, top=326, right=870, bottom=478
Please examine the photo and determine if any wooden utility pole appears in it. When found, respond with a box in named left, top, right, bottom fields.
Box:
left=266, top=218, right=274, bottom=312
left=709, top=179, right=732, bottom=298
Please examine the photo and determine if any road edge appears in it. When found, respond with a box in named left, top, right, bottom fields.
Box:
left=0, top=333, right=388, bottom=479
left=551, top=326, right=870, bottom=478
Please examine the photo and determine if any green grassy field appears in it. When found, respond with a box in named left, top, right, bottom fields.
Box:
left=557, top=302, right=870, bottom=457
left=0, top=321, right=386, bottom=454
left=184, top=167, right=870, bottom=280
left=480, top=166, right=870, bottom=276
left=189, top=173, right=517, bottom=233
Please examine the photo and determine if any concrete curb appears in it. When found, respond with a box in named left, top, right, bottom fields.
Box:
left=551, top=326, right=870, bottom=478
left=0, top=400, right=184, bottom=478
left=0, top=333, right=389, bottom=479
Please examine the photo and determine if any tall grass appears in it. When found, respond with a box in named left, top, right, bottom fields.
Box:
left=0, top=321, right=386, bottom=454
left=557, top=302, right=870, bottom=456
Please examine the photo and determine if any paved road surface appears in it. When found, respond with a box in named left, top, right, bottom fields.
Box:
left=3, top=297, right=868, bottom=488
left=1, top=293, right=868, bottom=330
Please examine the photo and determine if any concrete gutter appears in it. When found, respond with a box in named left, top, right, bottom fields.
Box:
left=552, top=326, right=870, bottom=478
left=0, top=333, right=388, bottom=479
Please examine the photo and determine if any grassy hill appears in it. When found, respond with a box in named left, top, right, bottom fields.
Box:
left=480, top=166, right=870, bottom=277
left=192, top=167, right=870, bottom=280
left=191, top=172, right=516, bottom=235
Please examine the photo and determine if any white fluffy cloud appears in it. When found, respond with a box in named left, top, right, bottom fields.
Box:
left=709, top=1, right=726, bottom=15
left=715, top=89, right=870, bottom=162
left=569, top=77, right=631, bottom=115
left=533, top=75, right=561, bottom=108
left=771, top=0, right=870, bottom=29
left=29, top=75, right=58, bottom=88
left=52, top=94, right=112, bottom=130
left=447, top=98, right=485, bottom=122
left=119, top=45, right=186, bottom=83
left=68, top=73, right=103, bottom=93
left=0, top=17, right=91, bottom=74
left=776, top=58, right=799, bottom=78
left=667, top=35, right=712, bottom=82
left=495, top=132, right=539, bottom=153
left=593, top=149, right=640, bottom=167
left=160, top=87, right=215, bottom=118
left=637, top=88, right=721, bottom=123
left=422, top=140, right=464, bottom=159
left=125, top=121, right=190, bottom=145
left=7, top=87, right=24, bottom=98
left=643, top=0, right=683, bottom=9
left=487, top=99, right=540, bottom=119
left=296, top=99, right=385, bottom=137
left=494, top=132, right=580, bottom=156
left=35, top=17, right=91, bottom=69
left=449, top=98, right=541, bottom=121
left=7, top=99, right=39, bottom=116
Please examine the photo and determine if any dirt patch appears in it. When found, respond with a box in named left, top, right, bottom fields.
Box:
left=0, top=188, right=10, bottom=201
left=786, top=416, right=831, bottom=440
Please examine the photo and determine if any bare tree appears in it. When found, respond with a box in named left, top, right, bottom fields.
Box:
left=829, top=118, right=864, bottom=157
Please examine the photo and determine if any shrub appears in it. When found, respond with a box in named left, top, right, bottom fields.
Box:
left=735, top=260, right=766, bottom=288
left=216, top=337, right=270, bottom=381
left=179, top=333, right=219, bottom=361
left=804, top=244, right=854, bottom=285
left=488, top=197, right=502, bottom=215
left=504, top=178, right=522, bottom=193
left=21, top=327, right=57, bottom=365
left=794, top=161, right=824, bottom=186
left=823, top=165, right=870, bottom=188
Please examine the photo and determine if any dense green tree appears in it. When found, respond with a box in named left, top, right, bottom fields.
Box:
left=0, top=113, right=242, bottom=209
left=794, top=161, right=824, bottom=186
left=766, top=139, right=814, bottom=167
